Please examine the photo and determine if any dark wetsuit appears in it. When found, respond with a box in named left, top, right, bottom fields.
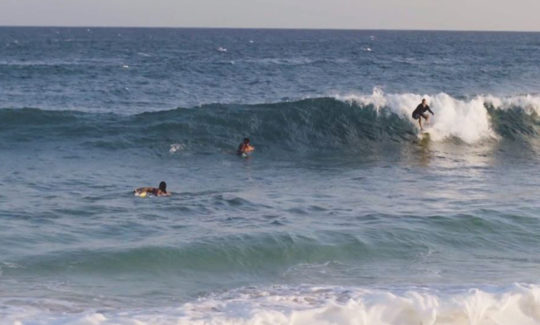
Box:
left=412, top=104, right=434, bottom=119
left=147, top=188, right=166, bottom=196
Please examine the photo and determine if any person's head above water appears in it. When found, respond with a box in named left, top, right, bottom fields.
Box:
left=159, top=181, right=167, bottom=193
left=238, top=137, right=254, bottom=155
left=422, top=98, right=427, bottom=105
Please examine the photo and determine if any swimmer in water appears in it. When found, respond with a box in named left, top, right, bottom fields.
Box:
left=237, top=137, right=255, bottom=155
left=134, top=181, right=170, bottom=197
left=412, top=98, right=435, bottom=130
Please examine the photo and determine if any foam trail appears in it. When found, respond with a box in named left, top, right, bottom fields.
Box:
left=4, top=285, right=540, bottom=324
left=173, top=285, right=540, bottom=325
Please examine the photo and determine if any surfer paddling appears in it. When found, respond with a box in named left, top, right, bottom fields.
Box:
left=237, top=138, right=255, bottom=156
left=134, top=181, right=170, bottom=197
left=412, top=98, right=434, bottom=130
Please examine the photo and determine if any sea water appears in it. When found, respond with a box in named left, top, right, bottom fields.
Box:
left=0, top=28, right=539, bottom=324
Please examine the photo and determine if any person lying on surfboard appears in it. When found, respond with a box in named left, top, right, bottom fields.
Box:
left=412, top=98, right=434, bottom=130
left=134, top=181, right=170, bottom=197
left=237, top=138, right=255, bottom=155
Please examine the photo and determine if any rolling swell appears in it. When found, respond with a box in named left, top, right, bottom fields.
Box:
left=5, top=232, right=370, bottom=276
left=6, top=212, right=539, bottom=277
left=0, top=95, right=538, bottom=153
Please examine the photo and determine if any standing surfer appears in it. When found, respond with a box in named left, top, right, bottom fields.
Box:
left=412, top=98, right=434, bottom=130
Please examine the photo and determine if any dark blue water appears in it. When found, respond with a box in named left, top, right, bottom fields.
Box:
left=0, top=27, right=539, bottom=324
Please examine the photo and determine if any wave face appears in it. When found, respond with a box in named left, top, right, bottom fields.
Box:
left=1, top=92, right=539, bottom=154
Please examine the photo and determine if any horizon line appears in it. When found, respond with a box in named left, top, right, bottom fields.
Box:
left=0, top=25, right=539, bottom=33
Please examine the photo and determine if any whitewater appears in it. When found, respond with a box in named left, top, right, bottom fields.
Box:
left=1, top=27, right=539, bottom=325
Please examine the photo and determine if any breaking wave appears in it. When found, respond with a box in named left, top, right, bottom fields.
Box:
left=0, top=91, right=538, bottom=153
left=4, top=284, right=540, bottom=324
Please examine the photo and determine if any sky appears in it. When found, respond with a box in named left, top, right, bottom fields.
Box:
left=1, top=0, right=540, bottom=31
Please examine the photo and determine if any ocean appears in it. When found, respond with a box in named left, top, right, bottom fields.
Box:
left=0, top=27, right=539, bottom=324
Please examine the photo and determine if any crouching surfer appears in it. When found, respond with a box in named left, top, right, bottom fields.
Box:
left=412, top=98, right=434, bottom=131
left=237, top=138, right=254, bottom=157
left=134, top=181, right=170, bottom=197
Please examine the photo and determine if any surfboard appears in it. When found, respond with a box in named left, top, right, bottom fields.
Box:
left=134, top=191, right=147, bottom=197
left=413, top=128, right=430, bottom=143
left=418, top=130, right=431, bottom=144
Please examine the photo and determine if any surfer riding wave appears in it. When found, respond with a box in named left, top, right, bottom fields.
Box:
left=412, top=98, right=434, bottom=130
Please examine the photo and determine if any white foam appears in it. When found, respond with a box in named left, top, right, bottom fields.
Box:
left=173, top=285, right=540, bottom=325
left=4, top=284, right=540, bottom=325
left=484, top=94, right=540, bottom=115
left=169, top=143, right=185, bottom=153
left=336, top=88, right=540, bottom=143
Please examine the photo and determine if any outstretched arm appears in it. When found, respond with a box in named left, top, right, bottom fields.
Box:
left=427, top=106, right=434, bottom=115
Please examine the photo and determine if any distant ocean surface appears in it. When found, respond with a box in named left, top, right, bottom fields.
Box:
left=1, top=27, right=539, bottom=324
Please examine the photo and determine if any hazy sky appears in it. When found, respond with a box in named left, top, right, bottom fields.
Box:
left=1, top=0, right=540, bottom=31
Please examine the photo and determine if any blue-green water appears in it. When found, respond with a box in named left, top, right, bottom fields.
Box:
left=0, top=28, right=539, bottom=324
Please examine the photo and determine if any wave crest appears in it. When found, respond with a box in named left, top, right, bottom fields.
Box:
left=338, top=88, right=539, bottom=142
